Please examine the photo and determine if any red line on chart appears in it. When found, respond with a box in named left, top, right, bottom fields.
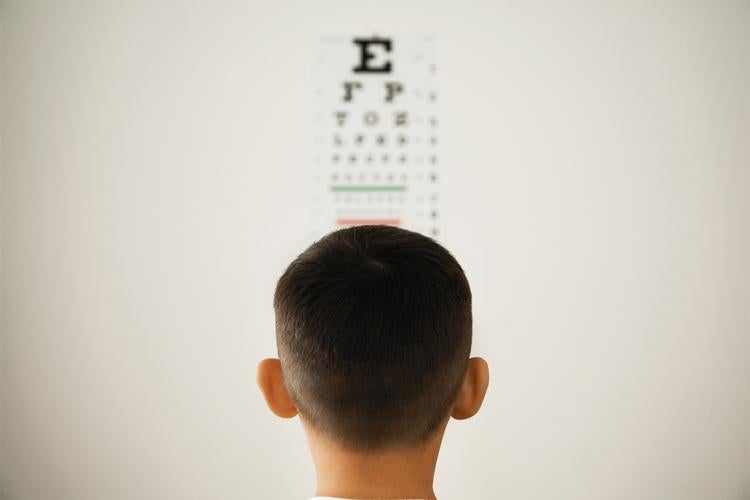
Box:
left=337, top=218, right=401, bottom=226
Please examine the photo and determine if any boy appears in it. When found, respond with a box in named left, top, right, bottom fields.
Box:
left=257, top=225, right=489, bottom=500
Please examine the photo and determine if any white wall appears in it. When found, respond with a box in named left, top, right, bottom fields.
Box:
left=1, top=1, right=748, bottom=499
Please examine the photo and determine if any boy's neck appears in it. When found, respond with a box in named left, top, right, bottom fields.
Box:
left=304, top=423, right=446, bottom=500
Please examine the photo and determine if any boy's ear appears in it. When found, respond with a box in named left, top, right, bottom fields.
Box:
left=451, top=357, right=489, bottom=420
left=257, top=358, right=298, bottom=418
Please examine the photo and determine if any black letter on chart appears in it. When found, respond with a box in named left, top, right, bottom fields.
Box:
left=353, top=38, right=392, bottom=73
left=385, top=82, right=403, bottom=102
left=342, top=81, right=362, bottom=102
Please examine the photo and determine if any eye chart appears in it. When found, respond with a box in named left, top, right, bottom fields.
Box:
left=310, top=35, right=439, bottom=240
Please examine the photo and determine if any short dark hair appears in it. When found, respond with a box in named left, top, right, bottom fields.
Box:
left=273, top=225, right=472, bottom=452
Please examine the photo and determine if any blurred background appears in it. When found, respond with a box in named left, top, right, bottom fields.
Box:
left=1, top=1, right=749, bottom=499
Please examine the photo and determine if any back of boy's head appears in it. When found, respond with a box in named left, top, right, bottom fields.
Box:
left=273, top=224, right=472, bottom=452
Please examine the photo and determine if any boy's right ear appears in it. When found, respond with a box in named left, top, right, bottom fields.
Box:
left=257, top=358, right=298, bottom=418
left=451, top=357, right=489, bottom=420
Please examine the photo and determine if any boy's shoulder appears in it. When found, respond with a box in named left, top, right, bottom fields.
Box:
left=309, top=497, right=432, bottom=499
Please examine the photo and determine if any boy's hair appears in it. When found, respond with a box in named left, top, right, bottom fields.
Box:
left=273, top=225, right=472, bottom=452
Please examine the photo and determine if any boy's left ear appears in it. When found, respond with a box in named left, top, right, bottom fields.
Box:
left=257, top=358, right=298, bottom=418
